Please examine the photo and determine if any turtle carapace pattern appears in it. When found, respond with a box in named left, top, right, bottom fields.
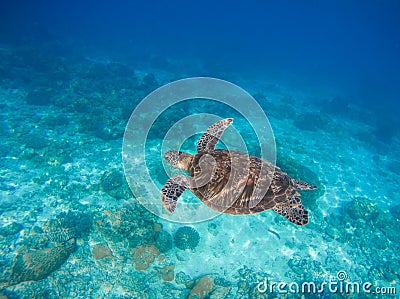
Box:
left=161, top=118, right=316, bottom=225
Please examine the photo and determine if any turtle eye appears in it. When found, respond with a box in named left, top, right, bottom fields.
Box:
left=194, top=167, right=201, bottom=175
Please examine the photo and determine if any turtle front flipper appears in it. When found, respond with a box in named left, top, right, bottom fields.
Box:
left=197, top=118, right=233, bottom=153
left=161, top=175, right=190, bottom=213
left=272, top=197, right=309, bottom=225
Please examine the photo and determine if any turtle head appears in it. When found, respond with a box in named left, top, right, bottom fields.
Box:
left=164, top=150, right=192, bottom=171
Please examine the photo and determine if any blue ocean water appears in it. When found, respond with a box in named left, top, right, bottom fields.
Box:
left=0, top=1, right=399, bottom=298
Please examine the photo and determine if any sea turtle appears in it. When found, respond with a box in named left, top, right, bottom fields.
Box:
left=161, top=118, right=316, bottom=225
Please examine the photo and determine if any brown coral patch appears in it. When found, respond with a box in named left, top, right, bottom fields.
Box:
left=153, top=223, right=162, bottom=233
left=92, top=244, right=113, bottom=260
left=160, top=265, right=174, bottom=282
left=131, top=244, right=160, bottom=271
left=189, top=275, right=214, bottom=299
left=188, top=275, right=231, bottom=299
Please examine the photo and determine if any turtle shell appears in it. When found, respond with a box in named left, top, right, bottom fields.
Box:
left=187, top=149, right=298, bottom=215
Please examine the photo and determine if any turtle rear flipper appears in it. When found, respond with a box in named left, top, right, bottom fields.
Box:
left=292, top=179, right=317, bottom=191
left=161, top=175, right=190, bottom=213
left=273, top=197, right=309, bottom=226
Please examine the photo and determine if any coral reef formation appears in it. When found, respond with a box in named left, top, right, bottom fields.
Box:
left=2, top=211, right=92, bottom=288
left=173, top=226, right=200, bottom=250
left=101, top=203, right=158, bottom=248
left=100, top=168, right=132, bottom=200
left=42, top=211, right=93, bottom=243
left=154, top=230, right=172, bottom=253
left=0, top=223, right=23, bottom=237
left=7, top=239, right=76, bottom=286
